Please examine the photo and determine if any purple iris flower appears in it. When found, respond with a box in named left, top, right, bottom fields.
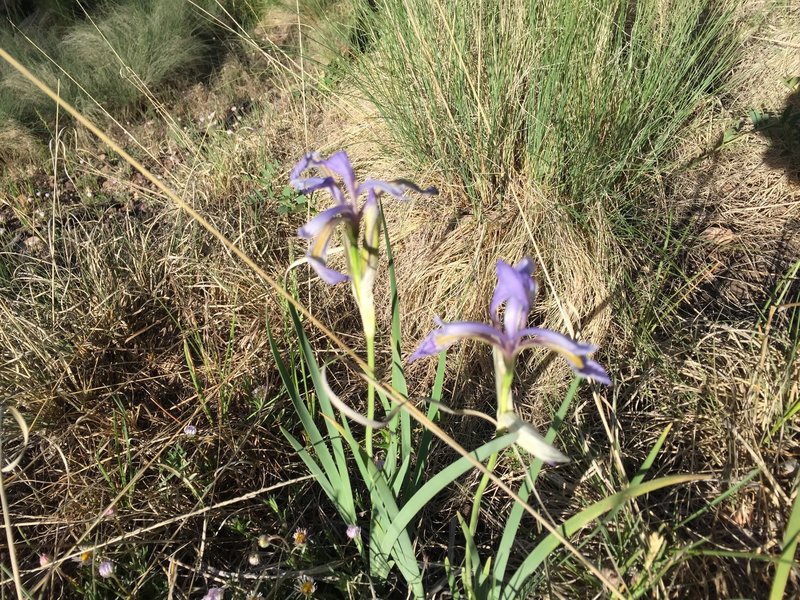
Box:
left=290, top=150, right=436, bottom=285
left=410, top=258, right=610, bottom=386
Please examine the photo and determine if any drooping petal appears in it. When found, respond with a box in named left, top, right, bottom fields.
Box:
left=497, top=412, right=570, bottom=464
left=409, top=320, right=509, bottom=362
left=308, top=255, right=350, bottom=285
left=356, top=178, right=438, bottom=200
left=298, top=204, right=355, bottom=239
left=490, top=258, right=537, bottom=335
left=517, top=327, right=611, bottom=385
left=300, top=207, right=352, bottom=285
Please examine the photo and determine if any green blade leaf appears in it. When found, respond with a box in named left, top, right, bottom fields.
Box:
left=382, top=205, right=412, bottom=479
left=381, top=433, right=517, bottom=562
left=770, top=477, right=800, bottom=600
left=287, top=306, right=357, bottom=523
left=412, top=351, right=447, bottom=492
left=268, top=322, right=340, bottom=485
left=326, top=413, right=424, bottom=594
left=501, top=474, right=707, bottom=600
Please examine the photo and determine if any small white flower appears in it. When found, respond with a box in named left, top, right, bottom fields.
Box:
left=98, top=560, right=113, bottom=578
left=203, top=587, right=224, bottom=600
left=346, top=524, right=361, bottom=540
left=292, top=528, right=308, bottom=547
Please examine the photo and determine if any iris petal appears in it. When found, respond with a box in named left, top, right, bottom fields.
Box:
left=308, top=256, right=350, bottom=285
left=517, top=327, right=610, bottom=384
left=409, top=321, right=508, bottom=362
left=490, top=258, right=537, bottom=335
left=313, top=150, right=358, bottom=202
left=301, top=209, right=351, bottom=285
left=298, top=205, right=355, bottom=239
left=357, top=178, right=438, bottom=200
left=290, top=152, right=347, bottom=204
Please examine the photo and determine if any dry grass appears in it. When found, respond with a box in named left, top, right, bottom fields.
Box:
left=1, top=0, right=798, bottom=598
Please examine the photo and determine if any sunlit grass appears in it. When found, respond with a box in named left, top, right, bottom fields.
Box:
left=0, top=0, right=798, bottom=598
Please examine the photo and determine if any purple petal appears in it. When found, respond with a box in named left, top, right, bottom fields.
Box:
left=316, top=150, right=358, bottom=201
left=517, top=327, right=611, bottom=384
left=298, top=206, right=353, bottom=285
left=490, top=258, right=537, bottom=335
left=409, top=320, right=507, bottom=362
left=290, top=151, right=348, bottom=204
left=308, top=255, right=350, bottom=285
left=356, top=178, right=438, bottom=200
left=298, top=205, right=355, bottom=239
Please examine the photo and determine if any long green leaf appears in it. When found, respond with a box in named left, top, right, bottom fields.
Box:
left=770, top=478, right=800, bottom=600
left=383, top=206, right=412, bottom=492
left=268, top=322, right=339, bottom=485
left=677, top=468, right=760, bottom=528
left=501, top=474, right=707, bottom=600
left=380, top=433, right=517, bottom=562
left=288, top=306, right=357, bottom=524
left=458, top=513, right=481, bottom=597
left=632, top=424, right=671, bottom=487
left=494, top=379, right=579, bottom=583
left=279, top=426, right=335, bottom=505
left=412, top=351, right=447, bottom=492
left=327, top=412, right=424, bottom=595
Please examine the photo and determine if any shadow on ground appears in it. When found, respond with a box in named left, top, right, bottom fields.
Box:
left=757, top=88, right=800, bottom=184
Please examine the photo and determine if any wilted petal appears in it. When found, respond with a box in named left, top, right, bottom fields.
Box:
left=409, top=320, right=508, bottom=362
left=490, top=258, right=537, bottom=335
left=357, top=178, right=438, bottom=200
left=497, top=411, right=570, bottom=464
left=517, top=327, right=611, bottom=385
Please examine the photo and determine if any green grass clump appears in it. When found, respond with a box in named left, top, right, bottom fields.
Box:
left=352, top=0, right=739, bottom=216
left=0, top=0, right=271, bottom=162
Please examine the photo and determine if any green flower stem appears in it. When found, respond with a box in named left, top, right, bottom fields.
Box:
left=365, top=331, right=376, bottom=457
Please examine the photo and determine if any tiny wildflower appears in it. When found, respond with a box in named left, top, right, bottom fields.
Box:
left=98, top=560, right=114, bottom=578
left=184, top=424, right=197, bottom=436
left=73, top=547, right=93, bottom=565
left=103, top=506, right=116, bottom=518
left=346, top=524, right=361, bottom=540
left=292, top=527, right=309, bottom=547
left=297, top=575, right=316, bottom=597
left=39, top=554, right=50, bottom=568
left=202, top=588, right=224, bottom=600
left=257, top=534, right=270, bottom=548
left=247, top=552, right=261, bottom=566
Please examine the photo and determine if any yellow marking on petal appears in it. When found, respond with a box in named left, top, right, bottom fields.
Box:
left=310, top=222, right=336, bottom=259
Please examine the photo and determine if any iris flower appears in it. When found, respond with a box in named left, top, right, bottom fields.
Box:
left=291, top=151, right=435, bottom=336
left=410, top=257, right=609, bottom=461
